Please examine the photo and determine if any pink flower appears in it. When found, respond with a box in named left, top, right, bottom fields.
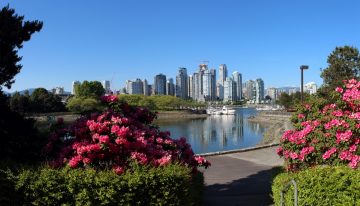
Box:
left=322, top=148, right=337, bottom=160
left=335, top=87, right=343, bottom=93
left=68, top=156, right=82, bottom=168
left=289, top=152, right=298, bottom=160
left=348, top=155, right=359, bottom=169
left=157, top=155, right=172, bottom=166
left=99, top=135, right=110, bottom=144
left=339, top=150, right=353, bottom=161
left=102, top=95, right=118, bottom=103
left=298, top=114, right=305, bottom=119
left=113, top=166, right=125, bottom=175
left=336, top=130, right=352, bottom=142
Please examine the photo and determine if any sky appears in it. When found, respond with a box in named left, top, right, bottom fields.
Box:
left=2, top=0, right=360, bottom=92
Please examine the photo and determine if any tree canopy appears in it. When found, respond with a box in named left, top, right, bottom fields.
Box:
left=75, top=81, right=105, bottom=98
left=0, top=6, right=43, bottom=89
left=320, top=46, right=360, bottom=93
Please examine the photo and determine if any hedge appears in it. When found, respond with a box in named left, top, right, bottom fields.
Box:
left=1, top=163, right=203, bottom=205
left=272, top=166, right=360, bottom=206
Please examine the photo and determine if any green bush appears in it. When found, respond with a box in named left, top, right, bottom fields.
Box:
left=5, top=163, right=203, bottom=205
left=272, top=166, right=360, bottom=206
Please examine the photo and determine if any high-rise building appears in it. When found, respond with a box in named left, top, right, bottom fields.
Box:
left=255, top=78, right=265, bottom=103
left=153, top=74, right=167, bottom=95
left=266, top=87, right=277, bottom=102
left=52, top=87, right=65, bottom=95
left=72, top=81, right=80, bottom=95
left=232, top=71, right=242, bottom=101
left=175, top=67, right=188, bottom=99
left=143, top=79, right=149, bottom=96
left=245, top=80, right=255, bottom=101
left=193, top=72, right=205, bottom=102
left=188, top=75, right=194, bottom=99
left=224, top=77, right=236, bottom=102
left=102, top=80, right=111, bottom=94
left=126, top=79, right=144, bottom=94
left=304, top=82, right=317, bottom=94
left=218, top=64, right=228, bottom=100
left=167, top=78, right=175, bottom=96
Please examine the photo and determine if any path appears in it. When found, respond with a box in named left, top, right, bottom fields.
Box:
left=203, top=146, right=283, bottom=206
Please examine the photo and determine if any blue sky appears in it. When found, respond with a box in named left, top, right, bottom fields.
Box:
left=2, top=0, right=360, bottom=92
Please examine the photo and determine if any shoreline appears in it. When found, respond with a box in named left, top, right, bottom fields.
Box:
left=154, top=110, right=208, bottom=123
left=248, top=111, right=293, bottom=145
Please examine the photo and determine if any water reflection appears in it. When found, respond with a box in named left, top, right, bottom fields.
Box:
left=156, top=108, right=267, bottom=154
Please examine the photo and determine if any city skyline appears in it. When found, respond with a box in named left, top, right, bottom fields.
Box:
left=2, top=1, right=360, bottom=93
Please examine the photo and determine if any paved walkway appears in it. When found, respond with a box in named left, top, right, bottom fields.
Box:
left=203, top=146, right=283, bottom=206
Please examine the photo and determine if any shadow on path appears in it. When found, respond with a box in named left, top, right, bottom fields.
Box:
left=203, top=154, right=282, bottom=206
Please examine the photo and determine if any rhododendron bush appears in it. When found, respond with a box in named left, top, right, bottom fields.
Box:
left=277, top=79, right=360, bottom=171
left=45, top=95, right=210, bottom=174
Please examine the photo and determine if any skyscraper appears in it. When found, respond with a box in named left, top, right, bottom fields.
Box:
left=232, top=71, right=242, bottom=101
left=72, top=81, right=80, bottom=95
left=167, top=78, right=175, bottom=96
left=224, top=77, right=236, bottom=102
left=102, top=80, right=111, bottom=94
left=153, top=74, right=167, bottom=95
left=255, top=78, right=265, bottom=103
left=175, top=67, right=188, bottom=99
left=218, top=64, right=228, bottom=100
left=188, top=75, right=194, bottom=99
left=126, top=79, right=144, bottom=94
left=143, top=79, right=149, bottom=96
left=245, top=80, right=256, bottom=101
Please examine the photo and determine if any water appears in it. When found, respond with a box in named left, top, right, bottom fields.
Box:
left=156, top=108, right=267, bottom=154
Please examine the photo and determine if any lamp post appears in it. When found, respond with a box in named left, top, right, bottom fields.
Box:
left=300, top=65, right=309, bottom=102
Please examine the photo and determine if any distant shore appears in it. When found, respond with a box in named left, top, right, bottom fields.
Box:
left=155, top=110, right=208, bottom=123
left=248, top=111, right=293, bottom=145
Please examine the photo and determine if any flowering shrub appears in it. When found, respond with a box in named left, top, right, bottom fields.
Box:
left=45, top=95, right=210, bottom=174
left=277, top=79, right=360, bottom=171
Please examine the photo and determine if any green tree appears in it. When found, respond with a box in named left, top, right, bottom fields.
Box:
left=75, top=81, right=105, bottom=98
left=9, top=91, right=30, bottom=113
left=29, top=88, right=65, bottom=113
left=278, top=92, right=292, bottom=109
left=66, top=97, right=103, bottom=114
left=0, top=6, right=44, bottom=163
left=0, top=6, right=43, bottom=90
left=320, top=46, right=360, bottom=94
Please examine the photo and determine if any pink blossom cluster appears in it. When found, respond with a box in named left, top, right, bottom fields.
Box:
left=278, top=79, right=360, bottom=171
left=45, top=96, right=210, bottom=174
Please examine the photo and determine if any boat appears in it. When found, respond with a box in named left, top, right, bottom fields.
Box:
left=221, top=106, right=236, bottom=115
left=206, top=106, right=236, bottom=115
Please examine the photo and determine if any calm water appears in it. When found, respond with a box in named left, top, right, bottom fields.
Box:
left=156, top=108, right=267, bottom=154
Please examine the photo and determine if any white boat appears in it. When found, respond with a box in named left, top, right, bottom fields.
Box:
left=207, top=106, right=236, bottom=115
left=221, top=106, right=236, bottom=115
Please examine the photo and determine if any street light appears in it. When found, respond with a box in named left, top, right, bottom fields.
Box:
left=300, top=65, right=309, bottom=102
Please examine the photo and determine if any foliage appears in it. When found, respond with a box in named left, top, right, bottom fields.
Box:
left=66, top=96, right=103, bottom=114
left=46, top=95, right=210, bottom=174
left=1, top=163, right=204, bottom=205
left=0, top=6, right=43, bottom=89
left=320, top=46, right=360, bottom=95
left=9, top=88, right=66, bottom=113
left=272, top=166, right=360, bottom=206
left=277, top=79, right=360, bottom=171
left=75, top=81, right=105, bottom=98
left=0, top=92, right=45, bottom=163
left=118, top=94, right=205, bottom=111
left=278, top=92, right=310, bottom=109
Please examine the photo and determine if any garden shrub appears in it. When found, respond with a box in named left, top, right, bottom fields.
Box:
left=272, top=166, right=360, bottom=206
left=277, top=79, right=360, bottom=171
left=45, top=95, right=210, bottom=174
left=11, top=163, right=203, bottom=205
